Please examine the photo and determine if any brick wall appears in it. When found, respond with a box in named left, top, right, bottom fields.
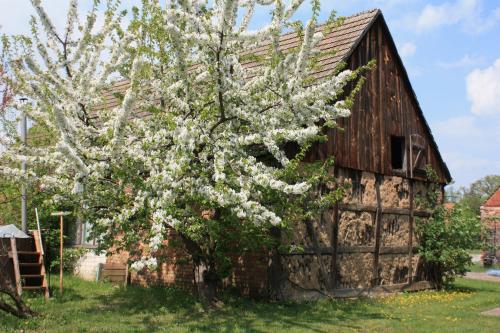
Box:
left=106, top=231, right=270, bottom=297
left=225, top=252, right=269, bottom=297
left=480, top=206, right=500, bottom=245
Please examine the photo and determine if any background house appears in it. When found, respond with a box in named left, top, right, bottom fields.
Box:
left=480, top=187, right=500, bottom=258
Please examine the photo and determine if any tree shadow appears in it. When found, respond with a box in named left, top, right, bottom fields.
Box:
left=445, top=282, right=497, bottom=294
left=92, top=285, right=388, bottom=333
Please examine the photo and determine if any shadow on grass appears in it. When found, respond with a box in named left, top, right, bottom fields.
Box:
left=1, top=279, right=394, bottom=333
left=91, top=285, right=387, bottom=333
left=446, top=279, right=500, bottom=294
left=96, top=284, right=199, bottom=315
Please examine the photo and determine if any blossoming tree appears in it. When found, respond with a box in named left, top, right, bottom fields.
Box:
left=1, top=0, right=367, bottom=302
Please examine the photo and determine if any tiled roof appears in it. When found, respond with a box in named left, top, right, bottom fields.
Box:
left=484, top=187, right=500, bottom=207
left=98, top=9, right=381, bottom=113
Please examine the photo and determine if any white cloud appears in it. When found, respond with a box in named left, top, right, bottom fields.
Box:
left=399, top=42, right=416, bottom=58
left=466, top=59, right=500, bottom=115
left=414, top=0, right=500, bottom=33
left=434, top=116, right=481, bottom=137
left=437, top=54, right=484, bottom=69
left=432, top=115, right=500, bottom=186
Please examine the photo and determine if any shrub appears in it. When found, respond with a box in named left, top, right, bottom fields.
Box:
left=415, top=167, right=484, bottom=288
left=50, top=247, right=88, bottom=273
left=416, top=204, right=483, bottom=288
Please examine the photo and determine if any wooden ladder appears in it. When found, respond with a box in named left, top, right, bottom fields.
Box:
left=9, top=231, right=50, bottom=299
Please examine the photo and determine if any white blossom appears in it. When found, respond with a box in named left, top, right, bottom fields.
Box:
left=1, top=0, right=356, bottom=274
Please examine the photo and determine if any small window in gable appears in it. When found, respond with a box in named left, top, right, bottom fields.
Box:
left=391, top=136, right=406, bottom=170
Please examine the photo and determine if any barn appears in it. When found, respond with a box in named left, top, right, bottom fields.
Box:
left=101, top=8, right=452, bottom=299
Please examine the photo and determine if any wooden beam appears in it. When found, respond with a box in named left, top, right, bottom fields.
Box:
left=408, top=180, right=415, bottom=283
left=280, top=245, right=417, bottom=256
left=372, top=174, right=383, bottom=287
left=331, top=202, right=340, bottom=289
left=51, top=211, right=70, bottom=296
left=338, top=203, right=431, bottom=217
left=9, top=237, right=22, bottom=297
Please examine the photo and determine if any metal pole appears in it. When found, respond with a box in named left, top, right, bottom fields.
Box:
left=59, top=215, right=64, bottom=295
left=20, top=98, right=28, bottom=233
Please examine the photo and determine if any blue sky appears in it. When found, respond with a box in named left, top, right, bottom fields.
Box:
left=1, top=0, right=499, bottom=188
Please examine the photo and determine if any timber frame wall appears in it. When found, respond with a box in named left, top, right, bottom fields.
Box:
left=272, top=168, right=442, bottom=299
left=119, top=168, right=442, bottom=299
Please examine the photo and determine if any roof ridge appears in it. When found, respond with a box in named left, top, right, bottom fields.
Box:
left=339, top=8, right=380, bottom=20
left=275, top=8, right=380, bottom=39
left=107, top=9, right=381, bottom=89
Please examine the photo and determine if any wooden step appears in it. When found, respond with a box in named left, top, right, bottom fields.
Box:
left=21, top=274, right=43, bottom=278
left=8, top=251, right=40, bottom=258
left=22, top=286, right=45, bottom=290
left=19, top=262, right=41, bottom=267
left=18, top=251, right=40, bottom=255
left=10, top=251, right=40, bottom=255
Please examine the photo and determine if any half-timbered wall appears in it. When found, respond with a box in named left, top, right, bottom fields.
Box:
left=277, top=167, right=440, bottom=299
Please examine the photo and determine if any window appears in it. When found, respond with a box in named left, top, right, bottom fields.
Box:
left=81, top=221, right=98, bottom=247
left=390, top=136, right=406, bottom=170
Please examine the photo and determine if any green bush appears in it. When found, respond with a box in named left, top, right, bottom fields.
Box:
left=50, top=248, right=88, bottom=273
left=415, top=167, right=485, bottom=288
left=416, top=204, right=483, bottom=288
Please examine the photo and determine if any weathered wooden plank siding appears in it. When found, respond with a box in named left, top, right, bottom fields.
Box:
left=310, top=17, right=448, bottom=184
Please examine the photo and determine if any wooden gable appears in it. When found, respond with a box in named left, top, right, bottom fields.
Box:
left=309, top=12, right=451, bottom=184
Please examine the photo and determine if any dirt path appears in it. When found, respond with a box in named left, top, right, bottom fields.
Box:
left=471, top=254, right=482, bottom=263
left=464, top=272, right=500, bottom=283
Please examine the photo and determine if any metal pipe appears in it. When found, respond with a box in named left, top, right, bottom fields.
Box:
left=20, top=98, right=28, bottom=233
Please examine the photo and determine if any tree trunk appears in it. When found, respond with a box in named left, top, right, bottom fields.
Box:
left=177, top=231, right=221, bottom=305
left=268, top=227, right=285, bottom=300
left=0, top=256, right=35, bottom=318
left=0, top=289, right=35, bottom=318
left=193, top=259, right=219, bottom=305
left=423, top=261, right=444, bottom=290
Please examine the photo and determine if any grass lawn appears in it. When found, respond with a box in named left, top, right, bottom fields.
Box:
left=1, top=276, right=499, bottom=333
